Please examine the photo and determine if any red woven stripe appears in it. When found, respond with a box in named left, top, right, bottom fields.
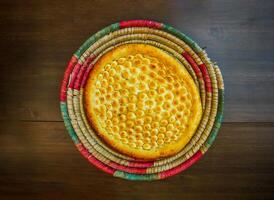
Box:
left=68, top=63, right=82, bottom=89
left=199, top=64, right=212, bottom=92
left=76, top=144, right=115, bottom=175
left=108, top=161, right=147, bottom=174
left=74, top=57, right=94, bottom=90
left=120, top=20, right=162, bottom=29
left=127, top=161, right=154, bottom=168
left=81, top=64, right=93, bottom=88
left=60, top=56, right=78, bottom=101
left=182, top=52, right=202, bottom=78
left=159, top=151, right=203, bottom=179
left=74, top=66, right=86, bottom=90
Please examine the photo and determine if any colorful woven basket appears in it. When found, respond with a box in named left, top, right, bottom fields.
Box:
left=60, top=20, right=224, bottom=181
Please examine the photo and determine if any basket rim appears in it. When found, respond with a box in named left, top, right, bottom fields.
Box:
left=59, top=19, right=224, bottom=181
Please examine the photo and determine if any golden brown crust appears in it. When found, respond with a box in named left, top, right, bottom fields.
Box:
left=84, top=44, right=202, bottom=160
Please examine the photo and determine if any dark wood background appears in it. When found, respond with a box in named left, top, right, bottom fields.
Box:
left=0, top=0, right=273, bottom=199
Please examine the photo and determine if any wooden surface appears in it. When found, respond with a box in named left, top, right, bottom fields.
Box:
left=0, top=0, right=273, bottom=199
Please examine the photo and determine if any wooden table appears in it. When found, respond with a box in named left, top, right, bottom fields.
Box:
left=0, top=0, right=273, bottom=199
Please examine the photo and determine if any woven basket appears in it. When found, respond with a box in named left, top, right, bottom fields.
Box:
left=60, top=20, right=224, bottom=181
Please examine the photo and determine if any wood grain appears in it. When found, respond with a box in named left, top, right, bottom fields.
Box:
left=0, top=0, right=273, bottom=122
left=0, top=122, right=273, bottom=200
left=0, top=0, right=274, bottom=199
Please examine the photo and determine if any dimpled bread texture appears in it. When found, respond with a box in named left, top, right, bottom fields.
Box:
left=84, top=44, right=202, bottom=160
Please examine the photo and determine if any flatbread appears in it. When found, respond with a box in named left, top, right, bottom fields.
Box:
left=84, top=44, right=202, bottom=160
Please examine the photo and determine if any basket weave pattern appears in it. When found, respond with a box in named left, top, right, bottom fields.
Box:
left=60, top=20, right=224, bottom=180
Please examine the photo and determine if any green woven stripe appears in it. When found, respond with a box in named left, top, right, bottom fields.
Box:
left=74, top=23, right=120, bottom=58
left=162, top=24, right=202, bottom=53
left=60, top=102, right=79, bottom=144
left=205, top=89, right=224, bottom=147
left=114, top=171, right=159, bottom=181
